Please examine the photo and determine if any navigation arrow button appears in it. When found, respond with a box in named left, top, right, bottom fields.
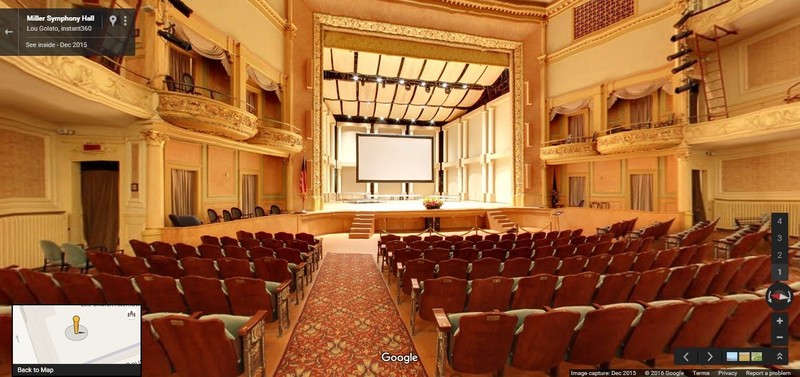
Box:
left=707, top=352, right=713, bottom=362
left=684, top=353, right=690, bottom=362
left=4, top=29, right=12, bottom=36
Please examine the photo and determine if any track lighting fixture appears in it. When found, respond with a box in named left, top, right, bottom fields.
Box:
left=168, top=0, right=193, bottom=17
left=353, top=75, right=359, bottom=81
left=671, top=59, right=697, bottom=74
left=674, top=79, right=699, bottom=94
left=670, top=29, right=694, bottom=42
left=158, top=25, right=191, bottom=51
left=667, top=48, right=693, bottom=61
left=399, top=79, right=405, bottom=85
left=425, top=86, right=431, bottom=93
left=444, top=87, right=452, bottom=94
left=674, top=9, right=694, bottom=28
left=405, top=83, right=412, bottom=91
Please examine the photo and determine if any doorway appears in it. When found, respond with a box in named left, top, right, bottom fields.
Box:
left=80, top=161, right=119, bottom=252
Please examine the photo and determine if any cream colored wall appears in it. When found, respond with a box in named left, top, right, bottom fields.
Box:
left=719, top=18, right=800, bottom=117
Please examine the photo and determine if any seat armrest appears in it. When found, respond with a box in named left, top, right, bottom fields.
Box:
left=714, top=239, right=734, bottom=246
left=432, top=308, right=451, bottom=332
left=276, top=280, right=291, bottom=294
left=411, top=278, right=421, bottom=292
left=295, top=262, right=307, bottom=270
left=237, top=310, right=268, bottom=337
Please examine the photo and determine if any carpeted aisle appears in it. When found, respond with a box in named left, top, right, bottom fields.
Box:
left=275, top=253, right=427, bottom=376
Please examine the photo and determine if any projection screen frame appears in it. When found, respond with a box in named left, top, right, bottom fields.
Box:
left=355, top=133, right=435, bottom=183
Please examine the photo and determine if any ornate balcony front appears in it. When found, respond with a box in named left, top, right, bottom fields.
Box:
left=685, top=102, right=800, bottom=147
left=596, top=124, right=684, bottom=155
left=157, top=92, right=258, bottom=141
left=245, top=118, right=304, bottom=154
left=539, top=137, right=598, bottom=161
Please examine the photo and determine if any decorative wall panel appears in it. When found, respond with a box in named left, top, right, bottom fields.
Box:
left=0, top=129, right=45, bottom=199
left=574, top=0, right=635, bottom=40
left=746, top=24, right=800, bottom=89
left=721, top=151, right=800, bottom=192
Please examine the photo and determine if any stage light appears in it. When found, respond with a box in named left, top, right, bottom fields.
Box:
left=405, top=83, right=412, bottom=91
left=430, top=120, right=435, bottom=124
left=462, top=84, right=468, bottom=89
left=674, top=79, right=699, bottom=94
left=420, top=82, right=427, bottom=87
left=399, top=79, right=405, bottom=85
left=674, top=9, right=694, bottom=28
left=376, top=77, right=383, bottom=83
left=158, top=28, right=191, bottom=51
left=445, top=87, right=452, bottom=94
left=425, top=86, right=431, bottom=93
left=168, top=0, right=193, bottom=17
left=347, top=115, right=352, bottom=119
left=671, top=59, right=697, bottom=74
left=670, top=29, right=693, bottom=42
left=353, top=75, right=359, bottom=81
left=667, top=48, right=693, bottom=61
left=442, top=83, right=448, bottom=88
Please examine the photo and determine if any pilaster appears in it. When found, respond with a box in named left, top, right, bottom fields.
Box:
left=141, top=129, right=168, bottom=241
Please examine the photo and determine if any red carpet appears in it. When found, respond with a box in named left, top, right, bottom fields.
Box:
left=275, top=253, right=427, bottom=376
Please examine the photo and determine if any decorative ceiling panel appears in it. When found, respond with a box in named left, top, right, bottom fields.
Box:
left=356, top=52, right=381, bottom=75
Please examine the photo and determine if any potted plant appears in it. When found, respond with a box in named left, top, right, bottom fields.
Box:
left=422, top=196, right=444, bottom=210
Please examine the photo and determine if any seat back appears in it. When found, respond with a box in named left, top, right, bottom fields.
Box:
left=507, top=247, right=532, bottom=260
left=628, top=267, right=669, bottom=302
left=639, top=236, right=655, bottom=252
left=255, top=232, right=273, bottom=241
left=552, top=272, right=600, bottom=307
left=450, top=312, right=517, bottom=375
left=270, top=204, right=281, bottom=214
left=714, top=294, right=771, bottom=347
left=591, top=241, right=612, bottom=256
left=62, top=244, right=88, bottom=270
left=605, top=252, right=635, bottom=274
left=224, top=277, right=274, bottom=317
left=513, top=239, right=533, bottom=249
left=275, top=232, right=294, bottom=243
left=217, top=258, right=253, bottom=279
left=223, top=245, right=250, bottom=260
left=684, top=261, right=721, bottom=298
left=181, top=257, right=219, bottom=278
left=529, top=256, right=560, bottom=276
left=262, top=238, right=285, bottom=250
left=424, top=248, right=451, bottom=264
left=198, top=244, right=226, bottom=261
left=152, top=315, right=240, bottom=377
left=254, top=206, right=266, bottom=217
left=672, top=245, right=697, bottom=267
left=424, top=235, right=444, bottom=243
left=466, top=277, right=513, bottom=312
left=557, top=255, right=586, bottom=276
left=141, top=319, right=173, bottom=376
left=87, top=251, right=121, bottom=275
left=431, top=240, right=453, bottom=250
left=39, top=240, right=63, bottom=268
left=452, top=248, right=479, bottom=263
left=419, top=277, right=468, bottom=321
left=148, top=255, right=185, bottom=278
left=495, top=240, right=514, bottom=251
left=248, top=246, right=274, bottom=260
left=651, top=248, right=679, bottom=269
left=150, top=241, right=175, bottom=258
left=437, top=258, right=468, bottom=279
left=115, top=254, right=150, bottom=276
left=179, top=275, right=231, bottom=315
left=296, top=233, right=317, bottom=245
left=622, top=301, right=692, bottom=362
left=408, top=240, right=431, bottom=251
left=553, top=244, right=576, bottom=259
left=568, top=305, right=641, bottom=365
left=480, top=248, right=506, bottom=261
left=129, top=239, right=153, bottom=258
left=0, top=269, right=38, bottom=304
left=222, top=210, right=233, bottom=221
left=707, top=258, right=746, bottom=295
left=584, top=254, right=611, bottom=274
left=464, top=234, right=482, bottom=243
left=574, top=243, right=594, bottom=257
left=200, top=235, right=220, bottom=246
left=453, top=240, right=473, bottom=250
left=658, top=265, right=700, bottom=300
left=219, top=236, right=239, bottom=247
left=253, top=257, right=291, bottom=282
left=501, top=257, right=531, bottom=278
left=236, top=230, right=255, bottom=241
left=594, top=271, right=639, bottom=305
left=469, top=257, right=501, bottom=280
left=670, top=298, right=738, bottom=350
left=230, top=207, right=243, bottom=220
left=19, top=269, right=68, bottom=304
left=445, top=235, right=464, bottom=243
left=93, top=273, right=142, bottom=305
left=239, top=238, right=261, bottom=250
left=174, top=243, right=198, bottom=259
left=631, top=251, right=657, bottom=272
left=511, top=274, right=558, bottom=309
left=403, top=259, right=436, bottom=295
left=52, top=272, right=106, bottom=304
left=276, top=248, right=304, bottom=264
left=532, top=245, right=554, bottom=260
left=134, top=274, right=187, bottom=313
left=511, top=310, right=581, bottom=371
left=725, top=256, right=768, bottom=293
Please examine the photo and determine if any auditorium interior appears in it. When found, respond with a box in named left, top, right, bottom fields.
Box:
left=1, top=0, right=800, bottom=376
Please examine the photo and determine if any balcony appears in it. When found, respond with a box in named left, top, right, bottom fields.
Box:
left=539, top=136, right=598, bottom=161
left=245, top=118, right=304, bottom=154
left=596, top=123, right=685, bottom=155
left=685, top=101, right=800, bottom=147
left=157, top=89, right=258, bottom=141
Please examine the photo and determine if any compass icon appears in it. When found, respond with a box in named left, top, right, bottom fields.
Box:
left=765, top=282, right=793, bottom=311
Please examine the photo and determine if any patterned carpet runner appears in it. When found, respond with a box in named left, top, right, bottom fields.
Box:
left=276, top=253, right=427, bottom=376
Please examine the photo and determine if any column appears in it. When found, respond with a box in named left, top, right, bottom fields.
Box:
left=407, top=127, right=414, bottom=196
left=459, top=120, right=468, bottom=201
left=487, top=107, right=496, bottom=202
left=141, top=129, right=167, bottom=242
left=481, top=109, right=489, bottom=202
left=675, top=149, right=694, bottom=227
left=285, top=155, right=295, bottom=210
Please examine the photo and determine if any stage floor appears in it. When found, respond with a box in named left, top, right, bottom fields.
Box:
left=318, top=200, right=510, bottom=213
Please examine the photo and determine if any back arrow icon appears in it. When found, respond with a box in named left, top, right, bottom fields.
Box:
left=4, top=29, right=12, bottom=35
left=684, top=353, right=689, bottom=362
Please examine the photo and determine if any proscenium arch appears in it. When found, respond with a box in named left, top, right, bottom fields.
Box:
left=312, top=13, right=525, bottom=210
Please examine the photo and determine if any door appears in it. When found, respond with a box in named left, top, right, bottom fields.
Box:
left=80, top=161, right=120, bottom=252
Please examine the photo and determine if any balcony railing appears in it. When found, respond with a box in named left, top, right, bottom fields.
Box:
left=157, top=90, right=258, bottom=141
left=259, top=117, right=303, bottom=135
left=540, top=135, right=598, bottom=161
left=596, top=124, right=685, bottom=154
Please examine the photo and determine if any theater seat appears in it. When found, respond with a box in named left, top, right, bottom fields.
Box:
left=436, top=310, right=517, bottom=377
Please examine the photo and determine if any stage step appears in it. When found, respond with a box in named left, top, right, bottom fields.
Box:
left=486, top=210, right=516, bottom=233
left=349, top=213, right=375, bottom=239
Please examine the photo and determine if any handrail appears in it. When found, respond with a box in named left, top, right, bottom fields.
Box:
left=162, top=81, right=255, bottom=113
left=542, top=135, right=594, bottom=146
left=258, top=117, right=303, bottom=134
left=603, top=118, right=677, bottom=135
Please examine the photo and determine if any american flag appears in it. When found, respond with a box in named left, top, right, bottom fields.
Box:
left=299, top=157, right=308, bottom=201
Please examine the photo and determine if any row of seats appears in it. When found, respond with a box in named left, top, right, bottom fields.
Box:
left=627, top=218, right=675, bottom=240
left=596, top=218, right=638, bottom=239
left=393, top=244, right=712, bottom=288
left=380, top=228, right=584, bottom=245
left=0, top=269, right=291, bottom=337
left=714, top=226, right=768, bottom=259
left=409, top=255, right=771, bottom=334
left=432, top=291, right=798, bottom=377
left=88, top=252, right=307, bottom=304
left=665, top=218, right=719, bottom=248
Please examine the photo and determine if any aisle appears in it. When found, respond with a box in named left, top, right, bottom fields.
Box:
left=275, top=253, right=427, bottom=376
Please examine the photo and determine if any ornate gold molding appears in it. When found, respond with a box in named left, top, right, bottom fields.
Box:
left=157, top=92, right=258, bottom=141
left=689, top=0, right=764, bottom=35
left=141, top=130, right=168, bottom=147
left=546, top=2, right=680, bottom=63
left=2, top=56, right=156, bottom=119
left=596, top=125, right=685, bottom=154
left=684, top=102, right=800, bottom=146
left=413, top=0, right=546, bottom=18
left=540, top=141, right=598, bottom=161
left=245, top=123, right=303, bottom=154
left=247, top=0, right=289, bottom=29
left=313, top=14, right=525, bottom=209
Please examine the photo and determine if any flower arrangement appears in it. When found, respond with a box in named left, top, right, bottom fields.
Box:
left=422, top=196, right=444, bottom=209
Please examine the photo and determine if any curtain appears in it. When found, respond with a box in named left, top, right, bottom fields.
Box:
left=568, top=177, right=586, bottom=207
left=608, top=77, right=670, bottom=108
left=630, top=174, right=654, bottom=211
left=242, top=175, right=258, bottom=214
left=692, top=170, right=707, bottom=223
left=173, top=23, right=231, bottom=75
left=247, top=65, right=282, bottom=102
left=629, top=97, right=653, bottom=127
left=81, top=170, right=119, bottom=252
left=549, top=97, right=592, bottom=121
left=567, top=115, right=585, bottom=139
left=169, top=49, right=192, bottom=82
left=171, top=169, right=196, bottom=216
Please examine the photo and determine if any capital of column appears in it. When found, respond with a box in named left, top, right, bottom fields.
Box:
left=675, top=149, right=692, bottom=162
left=141, top=130, right=168, bottom=146
left=537, top=55, right=548, bottom=69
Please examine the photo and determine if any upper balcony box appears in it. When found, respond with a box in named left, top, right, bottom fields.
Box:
left=157, top=90, right=258, bottom=141
left=596, top=123, right=684, bottom=154
left=246, top=118, right=303, bottom=154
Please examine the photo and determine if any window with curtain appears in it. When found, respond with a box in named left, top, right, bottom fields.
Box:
left=246, top=90, right=259, bottom=115
left=169, top=48, right=193, bottom=82
left=630, top=174, right=654, bottom=211
left=629, top=96, right=652, bottom=128
left=568, top=176, right=586, bottom=206
left=242, top=175, right=258, bottom=214
left=567, top=114, right=586, bottom=140
left=171, top=169, right=196, bottom=216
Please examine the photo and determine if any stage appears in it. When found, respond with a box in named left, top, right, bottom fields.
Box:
left=320, top=200, right=510, bottom=213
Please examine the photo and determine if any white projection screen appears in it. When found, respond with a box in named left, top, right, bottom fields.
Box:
left=356, top=134, right=434, bottom=182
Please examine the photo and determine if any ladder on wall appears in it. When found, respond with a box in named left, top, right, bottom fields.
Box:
left=693, top=25, right=737, bottom=121
left=83, top=0, right=143, bottom=73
